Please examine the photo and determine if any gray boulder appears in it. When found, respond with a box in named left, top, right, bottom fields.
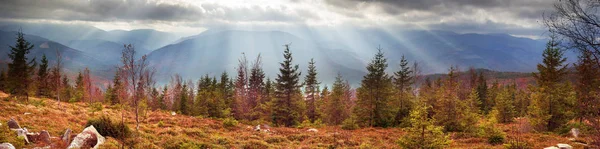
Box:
left=7, top=118, right=20, bottom=129
left=62, top=128, right=72, bottom=143
left=15, top=128, right=30, bottom=144
left=67, top=125, right=105, bottom=149
left=0, top=143, right=15, bottom=149
left=570, top=128, right=580, bottom=138
left=557, top=144, right=572, bottom=149
left=27, top=130, right=51, bottom=144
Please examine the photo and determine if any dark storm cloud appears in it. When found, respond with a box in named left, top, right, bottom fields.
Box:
left=325, top=0, right=555, bottom=19
left=0, top=0, right=204, bottom=21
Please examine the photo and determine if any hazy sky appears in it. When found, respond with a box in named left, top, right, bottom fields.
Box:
left=0, top=0, right=556, bottom=38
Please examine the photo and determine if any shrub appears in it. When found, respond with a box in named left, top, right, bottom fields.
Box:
left=0, top=123, right=24, bottom=149
left=297, top=119, right=325, bottom=129
left=242, top=140, right=269, bottom=149
left=341, top=117, right=359, bottom=130
left=157, top=121, right=165, bottom=127
left=222, top=118, right=238, bottom=129
left=265, top=136, right=288, bottom=144
left=31, top=99, right=46, bottom=107
left=88, top=102, right=103, bottom=114
left=86, top=115, right=131, bottom=140
left=359, top=142, right=374, bottom=149
left=503, top=139, right=533, bottom=149
left=487, top=133, right=505, bottom=145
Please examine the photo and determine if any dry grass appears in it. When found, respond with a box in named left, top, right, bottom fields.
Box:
left=0, top=93, right=592, bottom=149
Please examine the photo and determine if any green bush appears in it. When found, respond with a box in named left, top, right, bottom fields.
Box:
left=487, top=132, right=505, bottom=145
left=88, top=102, right=103, bottom=114
left=341, top=117, right=359, bottom=130
left=503, top=139, right=533, bottom=149
left=242, top=140, right=269, bottom=149
left=222, top=118, right=238, bottom=129
left=297, top=119, right=325, bottom=129
left=86, top=115, right=131, bottom=140
left=31, top=99, right=46, bottom=107
left=157, top=121, right=165, bottom=127
left=0, top=123, right=24, bottom=149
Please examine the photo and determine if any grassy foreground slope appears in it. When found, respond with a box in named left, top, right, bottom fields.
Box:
left=0, top=92, right=584, bottom=149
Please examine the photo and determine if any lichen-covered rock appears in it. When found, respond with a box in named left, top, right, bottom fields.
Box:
left=307, top=128, right=318, bottom=133
left=27, top=130, right=51, bottom=144
left=557, top=144, right=572, bottom=149
left=62, top=128, right=72, bottom=143
left=0, top=143, right=15, bottom=149
left=14, top=128, right=30, bottom=144
left=7, top=118, right=20, bottom=129
left=67, top=125, right=105, bottom=149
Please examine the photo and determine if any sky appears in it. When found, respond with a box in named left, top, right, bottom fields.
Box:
left=0, top=0, right=556, bottom=38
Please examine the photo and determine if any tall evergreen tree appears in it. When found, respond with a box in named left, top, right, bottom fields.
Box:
left=74, top=71, right=84, bottom=102
left=0, top=70, right=6, bottom=92
left=324, top=74, right=351, bottom=125
left=248, top=54, right=266, bottom=120
left=398, top=100, right=450, bottom=148
left=493, top=86, right=517, bottom=123
left=354, top=47, right=395, bottom=127
left=234, top=54, right=249, bottom=119
left=272, top=44, right=304, bottom=127
left=180, top=83, right=190, bottom=115
left=528, top=37, right=576, bottom=131
left=476, top=72, right=490, bottom=114
left=37, top=54, right=49, bottom=97
left=393, top=55, right=414, bottom=126
left=574, top=50, right=600, bottom=122
left=304, top=58, right=320, bottom=123
left=7, top=30, right=36, bottom=101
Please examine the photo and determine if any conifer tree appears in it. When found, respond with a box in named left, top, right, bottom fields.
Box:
left=354, top=47, right=395, bottom=127
left=324, top=74, right=351, bottom=125
left=476, top=72, right=490, bottom=114
left=528, top=37, right=576, bottom=131
left=272, top=44, right=304, bottom=127
left=398, top=100, right=450, bottom=149
left=304, top=58, right=320, bottom=123
left=493, top=86, right=516, bottom=123
left=248, top=55, right=265, bottom=120
left=74, top=71, right=84, bottom=102
left=159, top=85, right=168, bottom=110
left=180, top=83, right=189, bottom=115
left=37, top=54, right=49, bottom=97
left=433, top=67, right=478, bottom=132
left=234, top=54, right=249, bottom=119
left=393, top=55, right=414, bottom=126
left=7, top=30, right=36, bottom=101
left=0, top=70, right=6, bottom=92
left=574, top=50, right=600, bottom=122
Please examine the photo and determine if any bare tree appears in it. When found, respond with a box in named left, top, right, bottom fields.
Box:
left=120, top=44, right=150, bottom=131
left=83, top=67, right=92, bottom=103
left=545, top=0, right=600, bottom=67
left=55, top=48, right=62, bottom=108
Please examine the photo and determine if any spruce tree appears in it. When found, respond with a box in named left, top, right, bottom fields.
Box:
left=180, top=83, right=189, bottom=115
left=354, top=47, right=395, bottom=127
left=493, top=86, right=516, bottom=123
left=528, top=37, right=576, bottom=131
left=7, top=30, right=36, bottom=101
left=74, top=71, right=84, bottom=102
left=272, top=44, right=303, bottom=127
left=37, top=54, right=49, bottom=97
left=398, top=100, right=450, bottom=149
left=574, top=51, right=600, bottom=122
left=0, top=70, right=6, bottom=92
left=477, top=72, right=490, bottom=114
left=324, top=74, right=351, bottom=125
left=248, top=55, right=265, bottom=120
left=393, top=55, right=413, bottom=126
left=304, top=58, right=320, bottom=123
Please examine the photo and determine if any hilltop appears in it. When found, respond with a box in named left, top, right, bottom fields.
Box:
left=0, top=92, right=587, bottom=149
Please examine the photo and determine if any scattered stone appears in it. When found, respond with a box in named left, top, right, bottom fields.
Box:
left=23, top=112, right=31, bottom=115
left=67, top=125, right=105, bottom=149
left=254, top=125, right=261, bottom=131
left=307, top=128, right=318, bottom=133
left=62, top=128, right=72, bottom=143
left=544, top=147, right=559, bottom=149
left=32, top=146, right=51, bottom=149
left=570, top=128, right=580, bottom=138
left=0, top=143, right=15, bottom=149
left=171, top=112, right=177, bottom=116
left=28, top=130, right=51, bottom=144
left=7, top=118, right=20, bottom=129
left=557, top=144, right=572, bottom=149
left=15, top=128, right=30, bottom=144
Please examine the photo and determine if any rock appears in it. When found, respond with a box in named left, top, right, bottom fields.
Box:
left=7, top=118, right=20, bottom=129
left=254, top=125, right=261, bottom=131
left=171, top=112, right=177, bottom=116
left=544, top=147, right=559, bottom=149
left=67, top=125, right=105, bottom=149
left=570, top=128, right=580, bottom=138
left=62, top=128, right=72, bottom=143
left=27, top=130, right=51, bottom=144
left=23, top=112, right=31, bottom=115
left=307, top=128, right=318, bottom=133
left=14, top=128, right=30, bottom=144
left=557, top=144, right=572, bottom=149
left=0, top=143, right=15, bottom=149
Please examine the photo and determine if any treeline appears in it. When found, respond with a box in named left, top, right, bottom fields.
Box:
left=3, top=28, right=600, bottom=148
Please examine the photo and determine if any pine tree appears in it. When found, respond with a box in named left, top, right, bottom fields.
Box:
left=37, top=54, right=49, bottom=97
left=159, top=85, right=168, bottom=110
left=62, top=75, right=72, bottom=101
left=272, top=44, right=304, bottom=127
left=234, top=54, right=249, bottom=119
left=493, top=86, right=516, bottom=123
left=354, top=47, right=395, bottom=127
left=248, top=54, right=266, bottom=120
left=107, top=70, right=122, bottom=105
left=528, top=37, right=576, bottom=131
left=74, top=71, right=84, bottom=102
left=180, top=83, right=189, bottom=115
left=433, top=67, right=478, bottom=132
left=324, top=74, right=351, bottom=125
left=393, top=55, right=414, bottom=126
left=477, top=72, right=490, bottom=114
left=574, top=50, right=600, bottom=122
left=398, top=100, right=450, bottom=149
left=7, top=30, right=36, bottom=101
left=304, top=58, right=320, bottom=123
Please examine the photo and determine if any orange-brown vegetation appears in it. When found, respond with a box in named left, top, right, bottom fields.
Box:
left=0, top=92, right=591, bottom=149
